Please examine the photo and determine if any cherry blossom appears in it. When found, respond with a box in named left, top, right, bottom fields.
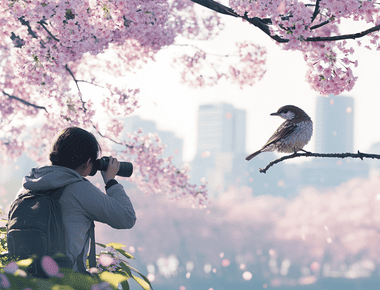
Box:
left=41, top=256, right=64, bottom=278
left=2, top=0, right=380, bottom=203
left=226, top=0, right=380, bottom=95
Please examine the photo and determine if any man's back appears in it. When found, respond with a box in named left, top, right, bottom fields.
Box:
left=13, top=164, right=136, bottom=272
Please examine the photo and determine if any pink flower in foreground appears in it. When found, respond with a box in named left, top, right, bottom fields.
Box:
left=41, top=256, right=64, bottom=278
left=0, top=273, right=11, bottom=289
left=98, top=253, right=114, bottom=267
left=3, top=262, right=18, bottom=274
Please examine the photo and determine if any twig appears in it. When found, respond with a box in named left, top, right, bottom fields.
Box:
left=64, top=64, right=80, bottom=92
left=259, top=150, right=380, bottom=173
left=310, top=20, right=330, bottom=30
left=37, top=20, right=60, bottom=42
left=92, top=124, right=134, bottom=149
left=64, top=64, right=87, bottom=113
left=3, top=91, right=48, bottom=112
left=310, top=0, right=321, bottom=23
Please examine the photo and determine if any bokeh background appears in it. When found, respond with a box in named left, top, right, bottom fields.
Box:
left=2, top=7, right=380, bottom=290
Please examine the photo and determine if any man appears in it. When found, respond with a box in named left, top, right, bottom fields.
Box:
left=12, top=127, right=136, bottom=272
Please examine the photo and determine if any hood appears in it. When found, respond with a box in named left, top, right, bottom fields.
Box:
left=22, top=165, right=84, bottom=192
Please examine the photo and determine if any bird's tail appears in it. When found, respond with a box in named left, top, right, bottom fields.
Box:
left=245, top=149, right=262, bottom=161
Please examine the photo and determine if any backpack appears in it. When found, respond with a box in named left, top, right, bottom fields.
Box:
left=6, top=186, right=96, bottom=276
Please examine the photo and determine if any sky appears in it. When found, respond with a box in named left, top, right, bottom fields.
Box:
left=93, top=12, right=380, bottom=163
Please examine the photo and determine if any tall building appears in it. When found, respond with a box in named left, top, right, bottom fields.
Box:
left=196, top=103, right=246, bottom=154
left=315, top=95, right=354, bottom=153
left=294, top=95, right=368, bottom=190
left=191, top=103, right=247, bottom=193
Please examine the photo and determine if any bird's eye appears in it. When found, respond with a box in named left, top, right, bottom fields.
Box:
left=283, top=111, right=288, bottom=114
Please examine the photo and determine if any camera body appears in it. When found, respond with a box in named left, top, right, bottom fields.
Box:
left=89, top=157, right=133, bottom=177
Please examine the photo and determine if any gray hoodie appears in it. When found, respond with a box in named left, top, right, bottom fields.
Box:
left=16, top=165, right=136, bottom=272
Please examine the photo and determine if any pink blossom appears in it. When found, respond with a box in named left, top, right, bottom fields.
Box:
left=2, top=0, right=380, bottom=200
left=3, top=262, right=18, bottom=275
left=41, top=256, right=64, bottom=278
left=98, top=254, right=114, bottom=267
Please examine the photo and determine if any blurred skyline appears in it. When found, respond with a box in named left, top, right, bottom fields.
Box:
left=108, top=16, right=380, bottom=163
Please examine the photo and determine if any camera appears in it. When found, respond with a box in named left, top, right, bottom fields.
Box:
left=89, top=157, right=133, bottom=177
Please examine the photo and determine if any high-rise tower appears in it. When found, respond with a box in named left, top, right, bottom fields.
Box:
left=315, top=95, right=354, bottom=153
left=192, top=103, right=247, bottom=193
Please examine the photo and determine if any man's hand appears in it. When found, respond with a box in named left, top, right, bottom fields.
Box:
left=101, top=156, right=120, bottom=184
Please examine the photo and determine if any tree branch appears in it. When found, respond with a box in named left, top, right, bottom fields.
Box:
left=37, top=20, right=60, bottom=42
left=259, top=150, right=379, bottom=174
left=310, top=20, right=330, bottom=30
left=64, top=64, right=88, bottom=113
left=18, top=17, right=38, bottom=39
left=310, top=0, right=321, bottom=23
left=190, top=0, right=380, bottom=43
left=92, top=124, right=134, bottom=149
left=3, top=91, right=48, bottom=112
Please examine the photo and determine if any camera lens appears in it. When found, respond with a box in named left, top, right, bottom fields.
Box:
left=90, top=157, right=133, bottom=177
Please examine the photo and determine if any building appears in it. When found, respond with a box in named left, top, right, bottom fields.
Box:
left=315, top=95, right=354, bottom=153
left=294, top=95, right=368, bottom=190
left=190, top=103, right=248, bottom=193
left=196, top=103, right=246, bottom=154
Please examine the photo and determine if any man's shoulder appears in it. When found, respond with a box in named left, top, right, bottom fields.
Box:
left=63, top=179, right=100, bottom=196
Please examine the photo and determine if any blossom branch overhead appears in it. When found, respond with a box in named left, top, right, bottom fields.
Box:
left=190, top=0, right=380, bottom=95
left=2, top=0, right=380, bottom=202
left=191, top=0, right=380, bottom=43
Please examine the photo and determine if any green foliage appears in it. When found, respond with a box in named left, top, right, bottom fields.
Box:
left=0, top=232, right=153, bottom=290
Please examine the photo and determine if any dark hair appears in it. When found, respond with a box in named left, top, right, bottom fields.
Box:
left=49, top=127, right=101, bottom=170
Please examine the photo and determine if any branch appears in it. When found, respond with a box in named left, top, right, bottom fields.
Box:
left=3, top=91, right=48, bottom=112
left=310, top=20, right=330, bottom=30
left=191, top=0, right=238, bottom=17
left=37, top=20, right=60, bottom=42
left=18, top=17, right=38, bottom=39
left=310, top=0, right=321, bottom=23
left=64, top=64, right=88, bottom=113
left=92, top=124, right=134, bottom=149
left=190, top=0, right=380, bottom=43
left=259, top=150, right=379, bottom=174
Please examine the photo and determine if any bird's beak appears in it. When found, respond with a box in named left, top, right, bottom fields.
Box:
left=270, top=112, right=279, bottom=116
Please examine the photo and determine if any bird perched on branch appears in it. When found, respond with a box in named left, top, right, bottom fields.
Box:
left=245, top=105, right=313, bottom=161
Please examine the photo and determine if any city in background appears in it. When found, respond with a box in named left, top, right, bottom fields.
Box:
left=1, top=94, right=380, bottom=289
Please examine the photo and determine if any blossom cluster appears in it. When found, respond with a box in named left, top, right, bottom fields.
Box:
left=124, top=128, right=208, bottom=206
left=229, top=0, right=380, bottom=95
left=174, top=41, right=267, bottom=88
left=97, top=247, right=123, bottom=273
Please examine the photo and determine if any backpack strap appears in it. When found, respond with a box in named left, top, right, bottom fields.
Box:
left=76, top=221, right=96, bottom=274
left=88, top=221, right=96, bottom=268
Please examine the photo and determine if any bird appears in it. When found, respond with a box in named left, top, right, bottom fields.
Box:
left=245, top=105, right=313, bottom=161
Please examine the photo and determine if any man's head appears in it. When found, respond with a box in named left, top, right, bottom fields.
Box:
left=49, top=127, right=101, bottom=171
